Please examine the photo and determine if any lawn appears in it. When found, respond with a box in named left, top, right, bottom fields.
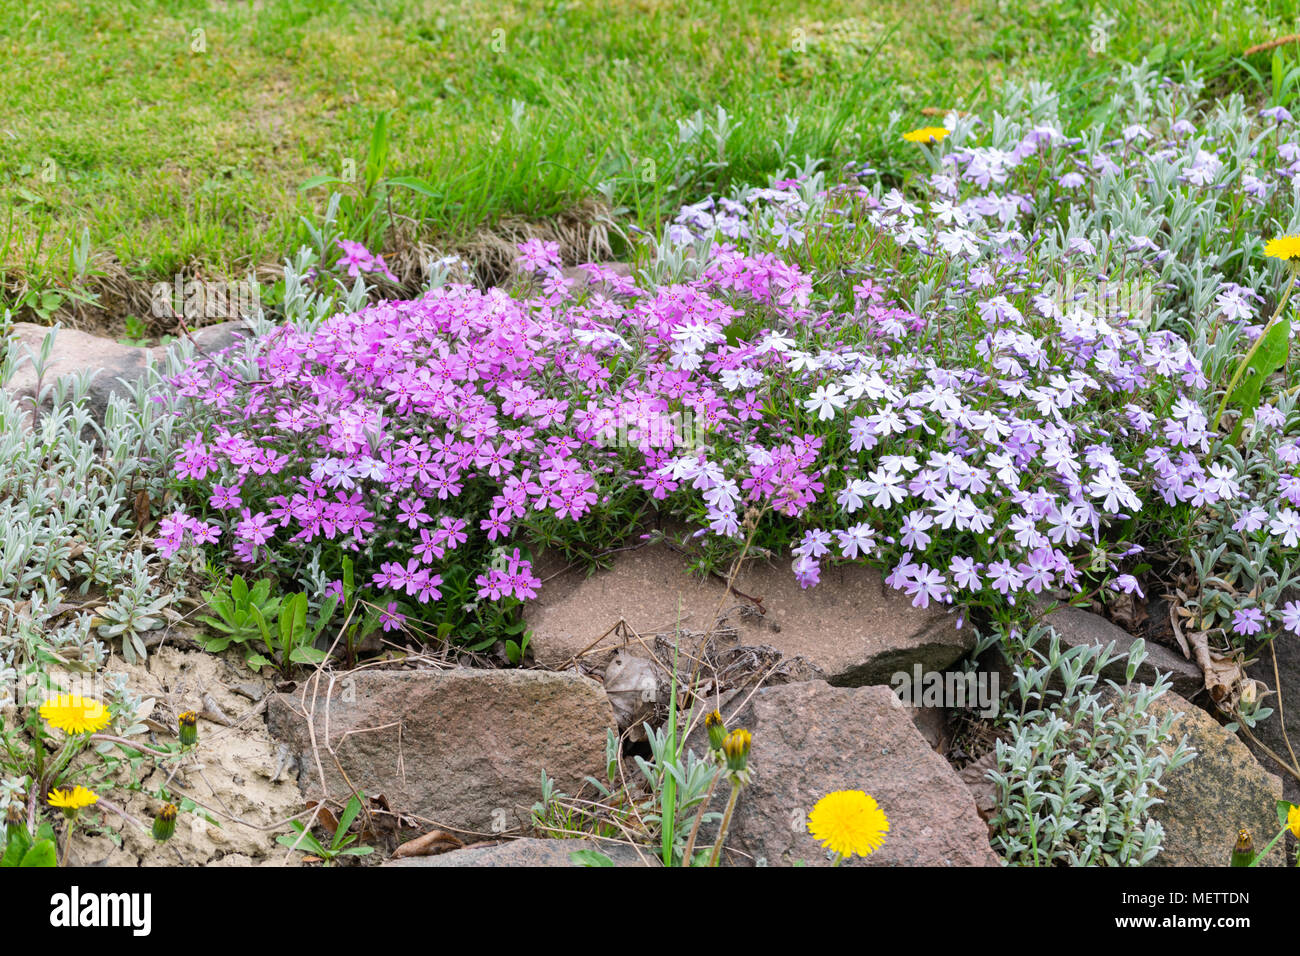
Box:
left=1, top=0, right=1296, bottom=330
left=7, top=0, right=1300, bottom=877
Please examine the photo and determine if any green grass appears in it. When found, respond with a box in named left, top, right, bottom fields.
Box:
left=0, top=0, right=1297, bottom=326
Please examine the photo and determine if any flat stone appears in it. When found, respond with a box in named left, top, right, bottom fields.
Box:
left=986, top=603, right=1204, bottom=699
left=689, top=681, right=1000, bottom=866
left=4, top=321, right=241, bottom=424
left=526, top=543, right=971, bottom=686
left=384, top=838, right=657, bottom=867
left=1146, top=691, right=1286, bottom=867
left=266, top=668, right=615, bottom=835
left=1242, top=627, right=1300, bottom=805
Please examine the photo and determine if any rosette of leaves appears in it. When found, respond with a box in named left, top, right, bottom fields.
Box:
left=197, top=576, right=282, bottom=669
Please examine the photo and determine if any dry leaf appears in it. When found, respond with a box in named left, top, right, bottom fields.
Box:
left=200, top=693, right=233, bottom=726
left=1188, top=631, right=1247, bottom=705
left=306, top=800, right=339, bottom=834
left=359, top=793, right=404, bottom=846
left=390, top=829, right=464, bottom=859
left=1107, top=590, right=1148, bottom=632
left=1168, top=601, right=1191, bottom=659
left=603, top=650, right=659, bottom=738
left=133, top=488, right=151, bottom=530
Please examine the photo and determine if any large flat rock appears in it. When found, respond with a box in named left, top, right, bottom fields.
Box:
left=1040, top=604, right=1203, bottom=699
left=526, top=543, right=971, bottom=685
left=1146, top=692, right=1285, bottom=867
left=267, top=668, right=615, bottom=835
left=4, top=321, right=239, bottom=424
left=981, top=603, right=1205, bottom=701
left=691, top=681, right=1000, bottom=866
left=1242, top=627, right=1300, bottom=805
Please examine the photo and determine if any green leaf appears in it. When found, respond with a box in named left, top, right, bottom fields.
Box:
left=249, top=604, right=272, bottom=643
left=332, top=792, right=366, bottom=850
left=313, top=594, right=340, bottom=642
left=365, top=111, right=390, bottom=194
left=569, top=849, right=614, bottom=867
left=289, top=646, right=327, bottom=665
left=230, top=575, right=248, bottom=605
left=662, top=641, right=679, bottom=867
left=19, top=839, right=57, bottom=867
left=277, top=824, right=327, bottom=857
left=1, top=828, right=32, bottom=867
left=342, top=557, right=355, bottom=606
left=1276, top=799, right=1295, bottom=829
left=1229, top=317, right=1290, bottom=424
left=281, top=592, right=307, bottom=647
left=249, top=578, right=272, bottom=606
left=386, top=175, right=440, bottom=199
left=299, top=174, right=347, bottom=191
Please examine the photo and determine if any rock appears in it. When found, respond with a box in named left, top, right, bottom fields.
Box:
left=3, top=321, right=241, bottom=425
left=266, top=668, right=615, bottom=834
left=384, top=838, right=657, bottom=867
left=909, top=703, right=951, bottom=752
left=985, top=603, right=1203, bottom=699
left=1146, top=691, right=1286, bottom=867
left=689, top=681, right=999, bottom=866
left=1242, top=630, right=1300, bottom=805
left=526, top=543, right=970, bottom=686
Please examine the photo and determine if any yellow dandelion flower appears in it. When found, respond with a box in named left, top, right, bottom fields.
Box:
left=39, top=694, right=110, bottom=734
left=1265, top=234, right=1300, bottom=263
left=903, top=126, right=950, bottom=144
left=808, top=789, right=890, bottom=860
left=47, top=786, right=99, bottom=810
left=1287, top=803, right=1300, bottom=839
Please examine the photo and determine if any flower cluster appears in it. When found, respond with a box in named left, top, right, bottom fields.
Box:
left=162, top=64, right=1300, bottom=649
left=335, top=239, right=398, bottom=283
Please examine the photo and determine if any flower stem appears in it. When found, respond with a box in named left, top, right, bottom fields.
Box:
left=706, top=782, right=742, bottom=868
left=1212, top=268, right=1297, bottom=434
left=1247, top=824, right=1288, bottom=867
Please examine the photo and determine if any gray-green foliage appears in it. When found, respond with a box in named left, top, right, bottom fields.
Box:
left=987, top=623, right=1195, bottom=867
left=533, top=724, right=723, bottom=866
left=0, top=316, right=195, bottom=684
left=938, top=61, right=1300, bottom=684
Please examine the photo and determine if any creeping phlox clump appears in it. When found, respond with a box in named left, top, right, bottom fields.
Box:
left=163, top=219, right=1205, bottom=633
left=161, top=65, right=1299, bottom=652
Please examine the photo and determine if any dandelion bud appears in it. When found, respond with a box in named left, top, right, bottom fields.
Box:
left=5, top=802, right=22, bottom=838
left=722, top=728, right=751, bottom=774
left=178, top=711, right=198, bottom=748
left=1229, top=828, right=1254, bottom=867
left=152, top=803, right=178, bottom=843
left=705, top=710, right=727, bottom=753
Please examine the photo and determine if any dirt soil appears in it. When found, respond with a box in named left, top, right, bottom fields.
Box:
left=65, top=643, right=305, bottom=867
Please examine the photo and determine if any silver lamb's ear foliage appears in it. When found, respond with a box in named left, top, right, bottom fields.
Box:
left=986, top=623, right=1195, bottom=867
left=0, top=320, right=185, bottom=674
